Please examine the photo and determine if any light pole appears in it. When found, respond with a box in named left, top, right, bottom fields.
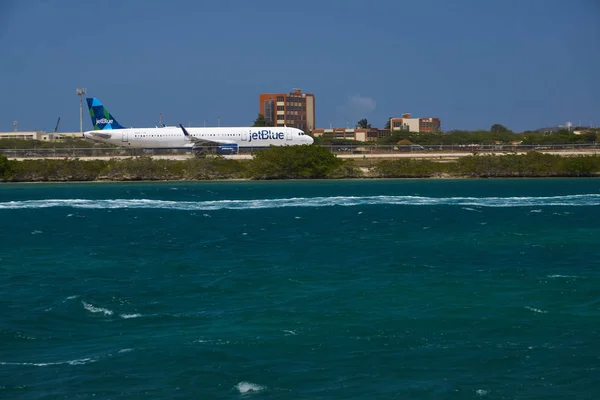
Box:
left=76, top=88, right=86, bottom=136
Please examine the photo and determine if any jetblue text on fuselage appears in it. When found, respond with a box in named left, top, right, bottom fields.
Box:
left=249, top=129, right=284, bottom=142
left=96, top=118, right=114, bottom=125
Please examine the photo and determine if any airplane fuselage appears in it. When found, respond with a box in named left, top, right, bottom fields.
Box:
left=84, top=126, right=313, bottom=149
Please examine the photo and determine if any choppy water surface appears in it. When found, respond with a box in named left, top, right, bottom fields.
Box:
left=1, top=179, right=599, bottom=399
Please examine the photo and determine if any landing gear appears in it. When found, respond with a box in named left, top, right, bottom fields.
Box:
left=192, top=146, right=219, bottom=158
left=193, top=147, right=207, bottom=158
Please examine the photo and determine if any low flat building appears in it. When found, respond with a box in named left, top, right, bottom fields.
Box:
left=0, top=131, right=83, bottom=141
left=0, top=131, right=47, bottom=140
left=311, top=128, right=388, bottom=142
left=390, top=113, right=441, bottom=133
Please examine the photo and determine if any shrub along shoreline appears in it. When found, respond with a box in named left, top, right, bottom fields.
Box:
left=1, top=147, right=600, bottom=182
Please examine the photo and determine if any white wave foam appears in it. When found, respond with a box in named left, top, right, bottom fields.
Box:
left=15, top=332, right=36, bottom=340
left=119, top=313, right=142, bottom=319
left=67, top=358, right=93, bottom=365
left=118, top=348, right=133, bottom=353
left=235, top=382, right=265, bottom=394
left=548, top=274, right=579, bottom=279
left=1, top=357, right=96, bottom=367
left=476, top=389, right=489, bottom=396
left=1, top=194, right=600, bottom=211
left=46, top=295, right=80, bottom=311
left=525, top=306, right=548, bottom=314
left=82, top=301, right=113, bottom=316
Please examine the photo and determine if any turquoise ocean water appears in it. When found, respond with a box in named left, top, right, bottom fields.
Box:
left=1, top=179, right=599, bottom=399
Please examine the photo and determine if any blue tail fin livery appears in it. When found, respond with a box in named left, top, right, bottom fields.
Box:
left=86, top=97, right=125, bottom=130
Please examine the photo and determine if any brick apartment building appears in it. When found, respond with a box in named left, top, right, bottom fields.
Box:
left=259, top=88, right=315, bottom=132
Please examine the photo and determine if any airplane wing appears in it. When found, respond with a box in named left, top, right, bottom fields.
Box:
left=179, top=124, right=236, bottom=146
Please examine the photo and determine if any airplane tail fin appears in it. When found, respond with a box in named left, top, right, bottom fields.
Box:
left=86, top=97, right=125, bottom=130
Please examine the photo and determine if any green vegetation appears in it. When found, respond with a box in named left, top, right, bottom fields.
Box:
left=519, top=130, right=598, bottom=145
left=490, top=124, right=511, bottom=133
left=2, top=156, right=250, bottom=182
left=252, top=114, right=271, bottom=127
left=0, top=155, right=13, bottom=179
left=1, top=149, right=600, bottom=183
left=454, top=152, right=600, bottom=177
left=248, top=145, right=343, bottom=179
left=372, top=159, right=443, bottom=178
left=371, top=152, right=600, bottom=178
left=375, top=129, right=599, bottom=146
left=9, top=158, right=108, bottom=181
left=356, top=119, right=372, bottom=129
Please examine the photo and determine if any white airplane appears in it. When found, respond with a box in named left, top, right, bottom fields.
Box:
left=83, top=97, right=313, bottom=154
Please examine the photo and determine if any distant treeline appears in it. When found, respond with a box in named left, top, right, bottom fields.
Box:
left=315, top=129, right=600, bottom=146
left=1, top=147, right=600, bottom=182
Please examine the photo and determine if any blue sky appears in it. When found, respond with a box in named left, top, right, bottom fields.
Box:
left=1, top=0, right=599, bottom=133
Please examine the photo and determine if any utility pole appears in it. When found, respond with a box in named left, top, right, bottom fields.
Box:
left=76, top=88, right=86, bottom=136
left=159, top=112, right=163, bottom=127
left=13, top=120, right=17, bottom=132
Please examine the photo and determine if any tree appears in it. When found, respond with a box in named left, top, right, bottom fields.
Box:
left=253, top=114, right=270, bottom=127
left=356, top=118, right=371, bottom=129
left=0, top=155, right=13, bottom=180
left=491, top=124, right=510, bottom=133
